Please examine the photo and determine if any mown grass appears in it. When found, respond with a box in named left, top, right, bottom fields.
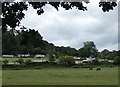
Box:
left=2, top=67, right=118, bottom=85
left=2, top=57, right=49, bottom=62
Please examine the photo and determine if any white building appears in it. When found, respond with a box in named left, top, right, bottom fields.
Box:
left=2, top=55, right=14, bottom=58
left=82, top=59, right=90, bottom=63
left=98, top=59, right=105, bottom=62
left=108, top=60, right=114, bottom=63
left=86, top=57, right=95, bottom=61
left=98, top=59, right=114, bottom=63
left=75, top=61, right=83, bottom=64
left=73, top=57, right=81, bottom=60
left=32, top=60, right=46, bottom=62
left=7, top=62, right=20, bottom=65
left=18, top=54, right=30, bottom=58
left=34, top=54, right=45, bottom=58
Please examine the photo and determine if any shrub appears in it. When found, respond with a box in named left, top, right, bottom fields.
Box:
left=72, top=66, right=80, bottom=68
left=17, top=58, right=24, bottom=64
left=92, top=58, right=100, bottom=65
left=96, top=67, right=101, bottom=71
left=25, top=59, right=32, bottom=64
left=49, top=53, right=55, bottom=63
left=113, top=56, right=120, bottom=65
left=58, top=56, right=75, bottom=66
left=3, top=59, right=9, bottom=65
left=35, top=66, right=43, bottom=69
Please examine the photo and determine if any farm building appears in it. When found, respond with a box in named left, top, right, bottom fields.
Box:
left=34, top=54, right=45, bottom=58
left=73, top=57, right=81, bottom=60
left=32, top=60, right=46, bottom=62
left=75, top=61, right=83, bottom=64
left=108, top=60, right=114, bottom=62
left=7, top=62, right=20, bottom=65
left=98, top=59, right=106, bottom=62
left=17, top=54, right=30, bottom=58
left=2, top=55, right=14, bottom=58
left=98, top=59, right=114, bottom=63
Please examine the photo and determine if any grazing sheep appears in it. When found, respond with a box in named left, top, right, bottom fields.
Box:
left=96, top=67, right=101, bottom=71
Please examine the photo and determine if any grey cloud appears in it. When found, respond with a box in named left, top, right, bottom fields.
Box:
left=21, top=1, right=118, bottom=51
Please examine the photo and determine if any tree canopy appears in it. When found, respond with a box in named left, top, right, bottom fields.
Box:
left=2, top=0, right=117, bottom=31
left=2, top=28, right=54, bottom=55
left=78, top=41, right=98, bottom=57
left=2, top=28, right=119, bottom=63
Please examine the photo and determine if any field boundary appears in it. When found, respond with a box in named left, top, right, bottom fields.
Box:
left=1, top=85, right=119, bottom=87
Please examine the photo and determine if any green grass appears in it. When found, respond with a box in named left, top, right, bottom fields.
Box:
left=2, top=67, right=118, bottom=85
left=2, top=57, right=49, bottom=62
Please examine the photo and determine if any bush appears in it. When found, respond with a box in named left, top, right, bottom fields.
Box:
left=101, top=61, right=112, bottom=65
left=12, top=68, right=21, bottom=70
left=16, top=58, right=24, bottom=64
left=48, top=53, right=55, bottom=63
left=113, top=56, right=120, bottom=65
left=35, top=66, right=43, bottom=69
left=3, top=59, right=9, bottom=65
left=58, top=56, right=75, bottom=66
left=25, top=59, right=32, bottom=64
left=72, top=66, right=80, bottom=68
left=92, top=58, right=100, bottom=65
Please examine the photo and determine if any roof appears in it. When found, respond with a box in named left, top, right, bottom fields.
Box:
left=73, top=57, right=81, bottom=59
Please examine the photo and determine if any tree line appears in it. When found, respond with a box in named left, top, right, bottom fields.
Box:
left=2, top=28, right=120, bottom=62
left=2, top=28, right=79, bottom=56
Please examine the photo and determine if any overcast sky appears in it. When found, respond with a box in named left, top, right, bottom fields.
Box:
left=20, top=0, right=118, bottom=51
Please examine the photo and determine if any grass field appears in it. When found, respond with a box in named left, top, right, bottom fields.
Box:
left=2, top=67, right=118, bottom=85
left=1, top=57, right=49, bottom=62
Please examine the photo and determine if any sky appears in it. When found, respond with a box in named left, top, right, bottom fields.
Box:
left=20, top=0, right=118, bottom=51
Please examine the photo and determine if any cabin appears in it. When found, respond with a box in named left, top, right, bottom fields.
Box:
left=82, top=59, right=90, bottom=63
left=34, top=54, right=45, bottom=58
left=86, top=57, right=95, bottom=61
left=7, top=62, right=20, bottom=65
left=81, top=57, right=95, bottom=63
left=32, top=60, right=46, bottom=62
left=98, top=59, right=114, bottom=63
left=17, top=54, right=30, bottom=58
left=98, top=59, right=105, bottom=62
left=75, top=61, right=83, bottom=64
left=2, top=55, right=14, bottom=58
left=108, top=60, right=114, bottom=63
left=73, top=57, right=81, bottom=60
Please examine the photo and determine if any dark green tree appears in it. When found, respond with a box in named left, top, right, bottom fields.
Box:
left=2, top=30, right=18, bottom=55
left=49, top=52, right=55, bottom=63
left=78, top=41, right=98, bottom=57
left=55, top=46, right=78, bottom=56
left=113, top=56, right=120, bottom=65
left=100, top=49, right=110, bottom=59
left=105, top=50, right=118, bottom=60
